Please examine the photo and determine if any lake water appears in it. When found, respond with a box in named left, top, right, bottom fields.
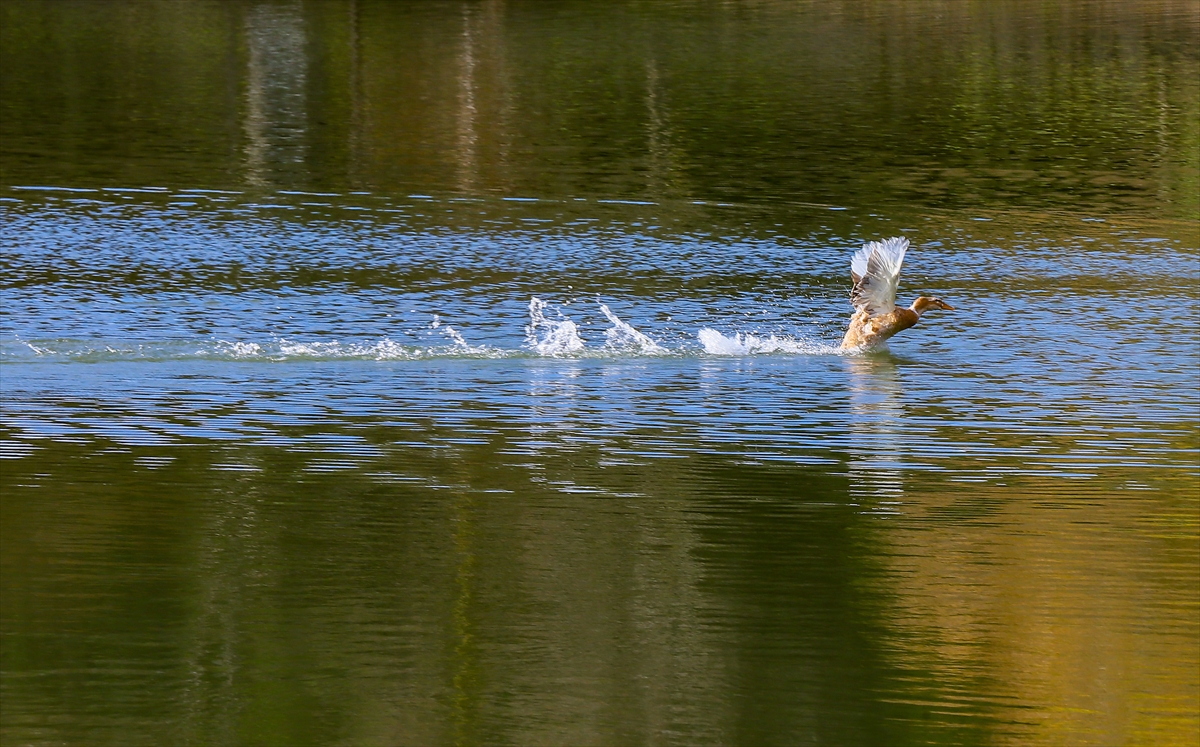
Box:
left=2, top=1, right=1198, bottom=746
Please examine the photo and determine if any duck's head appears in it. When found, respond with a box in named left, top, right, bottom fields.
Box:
left=911, top=296, right=955, bottom=315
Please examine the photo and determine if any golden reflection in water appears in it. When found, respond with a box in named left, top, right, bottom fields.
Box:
left=843, top=352, right=1198, bottom=745
left=839, top=393, right=1199, bottom=745
left=455, top=6, right=479, bottom=194
left=644, top=55, right=687, bottom=200
left=453, top=0, right=511, bottom=196
left=242, top=2, right=309, bottom=189
left=881, top=478, right=1198, bottom=745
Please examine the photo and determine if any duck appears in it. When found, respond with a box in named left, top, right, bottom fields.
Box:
left=840, top=236, right=953, bottom=351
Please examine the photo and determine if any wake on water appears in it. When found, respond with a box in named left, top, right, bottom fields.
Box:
left=6, top=297, right=838, bottom=363
left=524, top=298, right=671, bottom=357
left=517, top=297, right=833, bottom=358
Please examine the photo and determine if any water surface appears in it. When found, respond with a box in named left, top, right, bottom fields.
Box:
left=2, top=2, right=1198, bottom=746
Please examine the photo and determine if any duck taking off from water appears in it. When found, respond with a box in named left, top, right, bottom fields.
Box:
left=840, top=237, right=954, bottom=351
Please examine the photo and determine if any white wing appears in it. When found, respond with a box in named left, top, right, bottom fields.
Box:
left=849, top=237, right=908, bottom=315
left=850, top=246, right=870, bottom=286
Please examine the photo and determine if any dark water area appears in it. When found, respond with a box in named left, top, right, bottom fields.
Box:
left=2, top=2, right=1198, bottom=746
left=3, top=0, right=1198, bottom=218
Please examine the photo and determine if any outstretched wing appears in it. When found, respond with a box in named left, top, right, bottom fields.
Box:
left=849, top=237, right=908, bottom=315
left=850, top=247, right=868, bottom=287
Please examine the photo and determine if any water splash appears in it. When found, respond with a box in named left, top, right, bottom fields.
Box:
left=439, top=324, right=491, bottom=355
left=599, top=303, right=667, bottom=355
left=525, top=298, right=585, bottom=357
left=698, top=328, right=832, bottom=356
left=4, top=307, right=836, bottom=363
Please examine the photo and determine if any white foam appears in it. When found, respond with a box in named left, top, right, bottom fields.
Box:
left=216, top=337, right=501, bottom=361
left=225, top=341, right=263, bottom=358
left=6, top=336, right=502, bottom=363
left=698, top=328, right=831, bottom=356
left=5, top=308, right=840, bottom=364
left=275, top=338, right=443, bottom=360
left=525, top=298, right=585, bottom=356
left=277, top=340, right=341, bottom=357
left=371, top=339, right=418, bottom=359
left=599, top=303, right=667, bottom=355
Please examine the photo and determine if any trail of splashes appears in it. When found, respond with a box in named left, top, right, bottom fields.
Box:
left=424, top=314, right=491, bottom=353
left=440, top=325, right=490, bottom=355
left=599, top=303, right=667, bottom=354
left=525, top=298, right=585, bottom=356
left=5, top=307, right=833, bottom=362
left=698, top=328, right=834, bottom=356
left=1, top=337, right=511, bottom=362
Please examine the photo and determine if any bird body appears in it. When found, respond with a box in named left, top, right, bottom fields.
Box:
left=840, top=237, right=953, bottom=351
left=841, top=306, right=919, bottom=350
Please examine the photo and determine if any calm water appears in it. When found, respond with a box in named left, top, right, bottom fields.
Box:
left=2, top=1, right=1198, bottom=746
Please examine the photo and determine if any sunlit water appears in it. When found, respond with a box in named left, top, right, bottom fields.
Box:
left=2, top=2, right=1199, bottom=746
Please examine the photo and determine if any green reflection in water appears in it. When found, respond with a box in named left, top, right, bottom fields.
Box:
left=1, top=0, right=1197, bottom=218
left=451, top=488, right=480, bottom=747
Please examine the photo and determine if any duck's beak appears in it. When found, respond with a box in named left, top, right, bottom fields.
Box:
left=940, top=301, right=955, bottom=311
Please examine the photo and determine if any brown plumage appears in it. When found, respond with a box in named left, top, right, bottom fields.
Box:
left=840, top=238, right=954, bottom=351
